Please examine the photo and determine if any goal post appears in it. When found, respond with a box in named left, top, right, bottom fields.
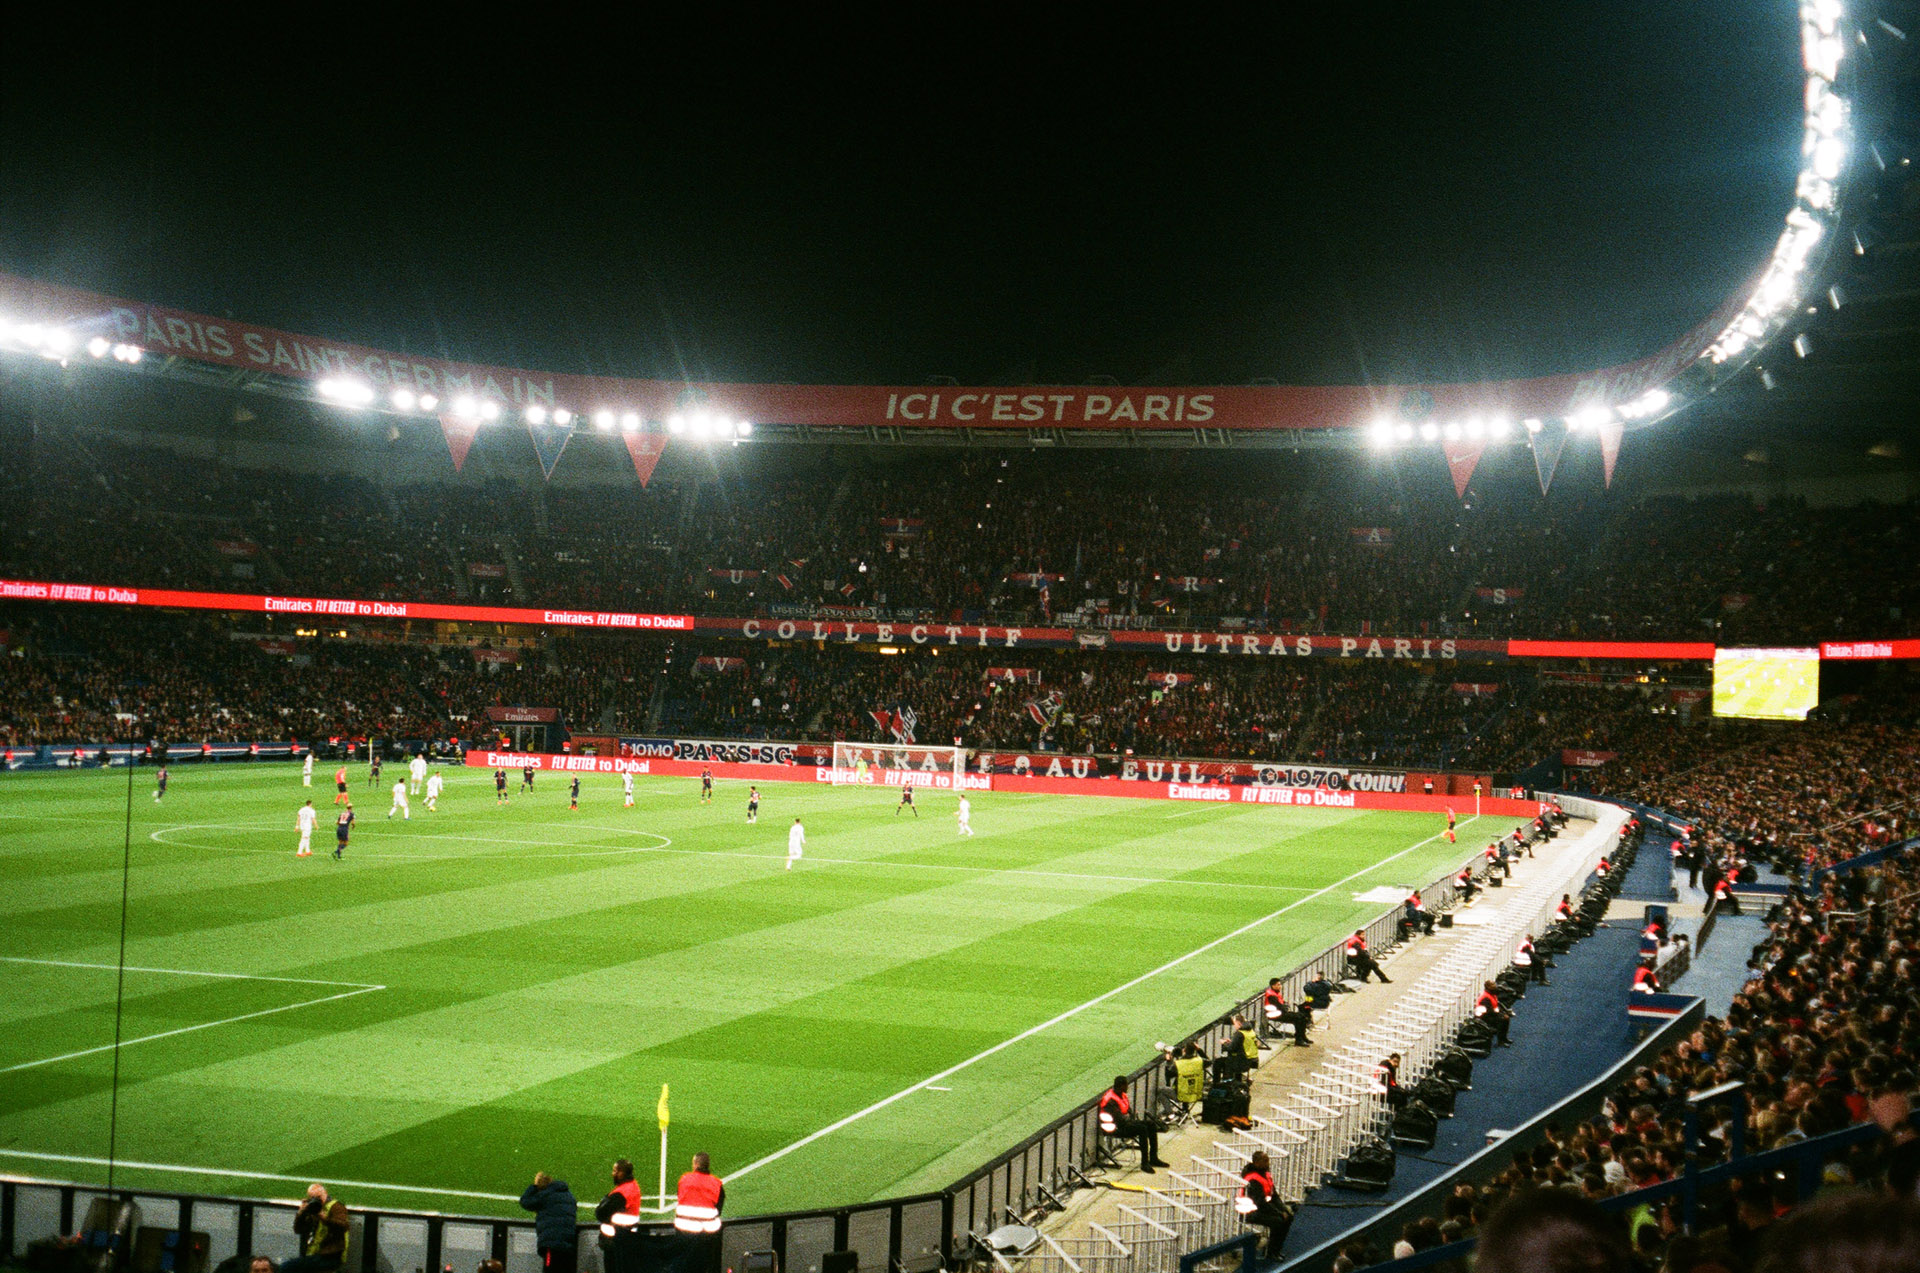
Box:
left=831, top=741, right=969, bottom=791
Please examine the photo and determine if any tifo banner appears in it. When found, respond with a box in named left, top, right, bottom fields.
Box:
left=1473, top=587, right=1525, bottom=604
left=1348, top=527, right=1395, bottom=548
left=985, top=666, right=1041, bottom=684
left=0, top=270, right=1743, bottom=432
left=2, top=574, right=1891, bottom=663
left=1451, top=682, right=1502, bottom=696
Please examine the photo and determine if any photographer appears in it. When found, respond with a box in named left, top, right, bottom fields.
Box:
left=284, top=1185, right=349, bottom=1273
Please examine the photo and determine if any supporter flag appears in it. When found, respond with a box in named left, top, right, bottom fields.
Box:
left=869, top=708, right=893, bottom=733
left=623, top=431, right=669, bottom=488
left=776, top=573, right=794, bottom=590
left=1039, top=582, right=1051, bottom=619
left=1531, top=419, right=1569, bottom=495
left=788, top=558, right=809, bottom=571
left=1443, top=439, right=1484, bottom=500
left=657, top=1083, right=669, bottom=1132
left=438, top=413, right=482, bottom=472
left=839, top=582, right=857, bottom=597
left=527, top=419, right=574, bottom=480
left=1598, top=419, right=1624, bottom=489
left=891, top=707, right=918, bottom=744
left=1024, top=692, right=1062, bottom=727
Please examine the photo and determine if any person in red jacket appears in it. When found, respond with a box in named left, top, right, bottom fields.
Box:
left=1474, top=981, right=1511, bottom=1047
left=1346, top=931, right=1390, bottom=983
left=1096, top=1075, right=1168, bottom=1172
left=673, top=1152, right=726, bottom=1271
left=1631, top=961, right=1662, bottom=994
left=1236, top=1150, right=1293, bottom=1257
left=595, top=1159, right=642, bottom=1239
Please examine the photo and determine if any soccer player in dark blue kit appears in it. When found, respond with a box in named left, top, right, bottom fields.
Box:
left=334, top=801, right=355, bottom=859
left=569, top=775, right=580, bottom=811
left=153, top=766, right=169, bottom=803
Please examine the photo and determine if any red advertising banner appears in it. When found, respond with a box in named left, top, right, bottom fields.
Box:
left=1821, top=640, right=1920, bottom=660
left=1506, top=639, right=1717, bottom=660
left=0, top=269, right=1746, bottom=432
left=0, top=576, right=693, bottom=631
left=1561, top=749, right=1618, bottom=768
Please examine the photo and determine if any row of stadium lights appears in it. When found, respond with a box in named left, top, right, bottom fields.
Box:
left=316, top=376, right=753, bottom=438
left=0, top=320, right=144, bottom=364
left=1364, top=388, right=1672, bottom=449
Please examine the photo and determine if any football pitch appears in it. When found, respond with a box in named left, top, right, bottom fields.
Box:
left=0, top=762, right=1520, bottom=1218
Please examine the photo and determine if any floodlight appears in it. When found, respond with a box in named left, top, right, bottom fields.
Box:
left=1465, top=417, right=1485, bottom=440
left=1367, top=419, right=1394, bottom=448
left=44, top=327, right=74, bottom=354
left=1395, top=422, right=1415, bottom=442
left=13, top=323, right=42, bottom=347
left=737, top=420, right=753, bottom=436
left=525, top=405, right=547, bottom=424
left=418, top=394, right=438, bottom=411
left=594, top=410, right=615, bottom=430
left=87, top=336, right=111, bottom=358
left=453, top=395, right=479, bottom=419
left=115, top=344, right=142, bottom=364
left=620, top=412, right=640, bottom=431
left=480, top=399, right=500, bottom=421
left=692, top=415, right=712, bottom=438
left=669, top=413, right=686, bottom=434
left=1523, top=418, right=1544, bottom=434
left=1443, top=422, right=1462, bottom=441
left=552, top=408, right=572, bottom=426
left=1489, top=416, right=1512, bottom=439
left=1419, top=422, right=1440, bottom=441
left=391, top=388, right=417, bottom=410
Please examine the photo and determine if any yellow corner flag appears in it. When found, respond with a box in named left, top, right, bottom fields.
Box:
left=657, top=1083, right=670, bottom=1132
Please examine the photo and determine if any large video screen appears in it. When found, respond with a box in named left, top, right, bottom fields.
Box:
left=1713, top=647, right=1820, bottom=721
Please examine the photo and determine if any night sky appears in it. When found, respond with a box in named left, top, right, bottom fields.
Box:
left=0, top=7, right=1805, bottom=388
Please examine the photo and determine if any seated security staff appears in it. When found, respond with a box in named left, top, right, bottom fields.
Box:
left=1456, top=866, right=1481, bottom=904
left=1096, top=1075, right=1169, bottom=1172
left=1345, top=931, right=1390, bottom=983
left=1261, top=978, right=1310, bottom=1045
left=1473, top=980, right=1511, bottom=1047
left=1402, top=891, right=1435, bottom=937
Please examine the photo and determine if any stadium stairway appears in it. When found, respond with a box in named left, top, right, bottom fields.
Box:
left=1027, top=816, right=1632, bottom=1269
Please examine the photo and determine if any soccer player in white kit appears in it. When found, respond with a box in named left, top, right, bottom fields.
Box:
left=425, top=771, right=443, bottom=811
left=302, top=752, right=314, bottom=787
left=956, top=795, right=973, bottom=836
left=388, top=778, right=410, bottom=820
left=296, top=799, right=317, bottom=856
left=409, top=753, right=428, bottom=795
left=786, top=817, right=805, bottom=870
left=622, top=772, right=635, bottom=807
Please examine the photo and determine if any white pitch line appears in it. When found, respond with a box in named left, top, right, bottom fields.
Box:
left=0, top=1150, right=537, bottom=1206
left=1162, top=806, right=1217, bottom=819
left=727, top=816, right=1482, bottom=1183
left=2, top=985, right=386, bottom=1074
left=151, top=823, right=1316, bottom=895
left=0, top=956, right=380, bottom=989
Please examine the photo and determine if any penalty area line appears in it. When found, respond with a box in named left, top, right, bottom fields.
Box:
left=1, top=985, right=386, bottom=1074
left=0, top=1150, right=535, bottom=1206
left=727, top=816, right=1480, bottom=1184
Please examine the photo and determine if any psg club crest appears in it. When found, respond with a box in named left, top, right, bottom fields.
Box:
left=1397, top=388, right=1435, bottom=422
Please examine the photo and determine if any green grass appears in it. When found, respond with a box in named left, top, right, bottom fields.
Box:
left=0, top=762, right=1520, bottom=1218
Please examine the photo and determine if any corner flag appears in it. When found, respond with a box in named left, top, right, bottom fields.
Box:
left=657, top=1083, right=670, bottom=1132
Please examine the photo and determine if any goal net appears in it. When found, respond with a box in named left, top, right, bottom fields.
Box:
left=831, top=741, right=969, bottom=790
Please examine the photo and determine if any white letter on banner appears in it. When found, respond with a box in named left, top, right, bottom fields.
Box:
left=1340, top=638, right=1358, bottom=657
left=910, top=625, right=928, bottom=644
left=743, top=620, right=761, bottom=638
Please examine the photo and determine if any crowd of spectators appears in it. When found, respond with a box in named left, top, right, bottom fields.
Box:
left=1318, top=724, right=1920, bottom=1272
left=2, top=430, right=1914, bottom=645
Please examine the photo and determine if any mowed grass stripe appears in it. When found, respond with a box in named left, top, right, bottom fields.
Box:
left=0, top=763, right=1516, bottom=1215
